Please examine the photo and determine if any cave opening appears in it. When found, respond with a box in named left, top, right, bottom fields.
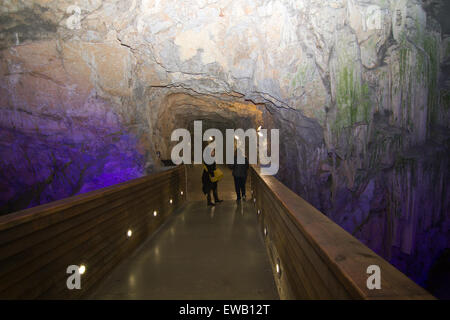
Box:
left=153, top=92, right=264, bottom=165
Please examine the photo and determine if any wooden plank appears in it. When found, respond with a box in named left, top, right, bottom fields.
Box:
left=250, top=166, right=434, bottom=300
left=259, top=191, right=327, bottom=298
left=255, top=171, right=352, bottom=299
left=256, top=175, right=352, bottom=299
left=0, top=176, right=179, bottom=261
left=0, top=192, right=165, bottom=294
left=1, top=190, right=176, bottom=299
left=17, top=205, right=162, bottom=300
left=0, top=166, right=183, bottom=230
left=0, top=165, right=186, bottom=299
left=45, top=206, right=183, bottom=300
left=0, top=171, right=181, bottom=244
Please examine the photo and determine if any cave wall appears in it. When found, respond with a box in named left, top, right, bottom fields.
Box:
left=0, top=39, right=148, bottom=214
left=0, top=0, right=449, bottom=294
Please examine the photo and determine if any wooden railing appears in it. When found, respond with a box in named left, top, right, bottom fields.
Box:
left=0, top=165, right=187, bottom=299
left=249, top=166, right=434, bottom=300
left=0, top=163, right=435, bottom=300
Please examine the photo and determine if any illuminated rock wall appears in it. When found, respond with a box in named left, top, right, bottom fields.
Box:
left=0, top=0, right=448, bottom=296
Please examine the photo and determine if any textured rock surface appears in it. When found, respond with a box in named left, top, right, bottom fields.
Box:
left=0, top=0, right=449, bottom=297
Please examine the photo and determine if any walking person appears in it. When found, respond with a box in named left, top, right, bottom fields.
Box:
left=202, top=150, right=224, bottom=206
left=231, top=149, right=249, bottom=201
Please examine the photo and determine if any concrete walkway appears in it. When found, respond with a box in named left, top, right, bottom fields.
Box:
left=89, top=166, right=278, bottom=300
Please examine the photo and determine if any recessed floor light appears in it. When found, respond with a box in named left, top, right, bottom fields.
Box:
left=79, top=265, right=86, bottom=275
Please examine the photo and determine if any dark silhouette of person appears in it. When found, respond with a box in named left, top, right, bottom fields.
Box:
left=202, top=161, right=223, bottom=206
left=230, top=149, right=249, bottom=201
left=202, top=147, right=223, bottom=206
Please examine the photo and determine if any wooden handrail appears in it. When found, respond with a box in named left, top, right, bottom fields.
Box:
left=0, top=165, right=187, bottom=299
left=249, top=165, right=434, bottom=300
left=0, top=163, right=435, bottom=300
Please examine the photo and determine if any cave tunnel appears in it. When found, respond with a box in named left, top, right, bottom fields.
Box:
left=0, top=0, right=449, bottom=302
left=154, top=92, right=264, bottom=163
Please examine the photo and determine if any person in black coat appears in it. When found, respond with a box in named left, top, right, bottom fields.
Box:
left=202, top=161, right=223, bottom=206
left=230, top=149, right=249, bottom=201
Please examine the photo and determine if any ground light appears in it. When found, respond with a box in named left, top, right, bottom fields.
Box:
left=79, top=265, right=86, bottom=275
left=276, top=260, right=282, bottom=278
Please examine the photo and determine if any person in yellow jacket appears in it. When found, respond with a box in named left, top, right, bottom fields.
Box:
left=202, top=160, right=223, bottom=206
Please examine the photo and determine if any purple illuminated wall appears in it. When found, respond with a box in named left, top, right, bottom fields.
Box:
left=0, top=105, right=145, bottom=215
